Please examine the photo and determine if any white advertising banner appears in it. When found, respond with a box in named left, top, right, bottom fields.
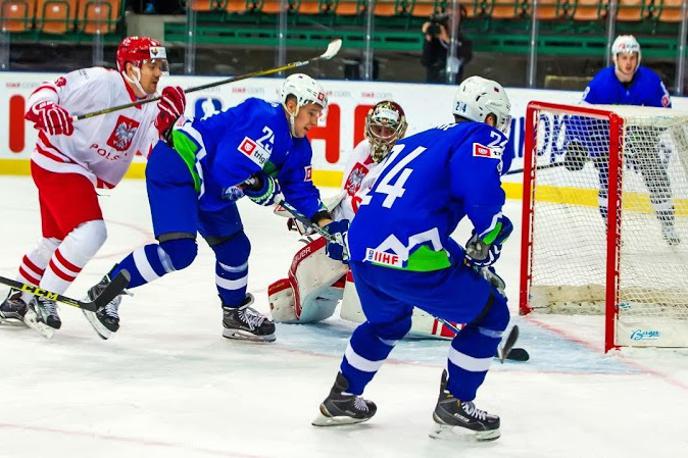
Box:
left=1, top=72, right=686, bottom=185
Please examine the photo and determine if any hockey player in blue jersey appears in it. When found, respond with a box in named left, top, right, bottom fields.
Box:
left=83, top=73, right=346, bottom=342
left=312, top=76, right=513, bottom=441
left=565, top=35, right=679, bottom=244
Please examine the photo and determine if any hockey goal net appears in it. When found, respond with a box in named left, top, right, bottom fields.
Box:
left=520, top=101, right=688, bottom=351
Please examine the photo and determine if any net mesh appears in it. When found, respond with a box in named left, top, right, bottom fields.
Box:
left=527, top=104, right=688, bottom=347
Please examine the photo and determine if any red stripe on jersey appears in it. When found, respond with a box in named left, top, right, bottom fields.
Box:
left=54, top=249, right=82, bottom=274
left=22, top=255, right=46, bottom=276
left=31, top=85, right=58, bottom=97
left=36, top=143, right=70, bottom=163
left=48, top=259, right=77, bottom=282
left=19, top=266, right=42, bottom=286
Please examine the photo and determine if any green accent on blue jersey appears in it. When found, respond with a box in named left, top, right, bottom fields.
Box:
left=171, top=129, right=202, bottom=193
left=481, top=221, right=502, bottom=245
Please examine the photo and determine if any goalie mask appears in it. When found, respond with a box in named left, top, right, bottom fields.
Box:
left=281, top=73, right=328, bottom=137
left=365, top=100, right=408, bottom=163
left=452, top=76, right=512, bottom=136
left=612, top=35, right=641, bottom=79
left=116, top=36, right=169, bottom=96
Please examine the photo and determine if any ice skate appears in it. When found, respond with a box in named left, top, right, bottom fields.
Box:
left=429, top=370, right=500, bottom=441
left=0, top=288, right=28, bottom=326
left=24, top=296, right=61, bottom=339
left=222, top=294, right=276, bottom=342
left=82, top=274, right=125, bottom=340
left=312, top=372, right=377, bottom=426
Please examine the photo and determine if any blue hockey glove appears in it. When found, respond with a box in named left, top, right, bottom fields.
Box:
left=465, top=215, right=513, bottom=268
left=323, top=219, right=349, bottom=263
left=242, top=172, right=282, bottom=206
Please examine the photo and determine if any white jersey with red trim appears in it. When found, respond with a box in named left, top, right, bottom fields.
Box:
left=28, top=67, right=159, bottom=189
left=332, top=139, right=383, bottom=222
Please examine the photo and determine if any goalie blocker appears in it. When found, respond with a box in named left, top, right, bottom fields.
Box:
left=267, top=237, right=460, bottom=339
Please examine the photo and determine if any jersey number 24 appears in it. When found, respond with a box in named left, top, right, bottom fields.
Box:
left=361, top=144, right=427, bottom=209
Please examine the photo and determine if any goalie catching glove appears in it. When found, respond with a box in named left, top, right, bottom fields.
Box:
left=465, top=215, right=513, bottom=268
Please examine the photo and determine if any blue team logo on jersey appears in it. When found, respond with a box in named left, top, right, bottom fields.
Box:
left=194, top=97, right=222, bottom=120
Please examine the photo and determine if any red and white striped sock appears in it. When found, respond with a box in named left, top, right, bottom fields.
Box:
left=39, top=220, right=107, bottom=296
left=17, top=237, right=60, bottom=302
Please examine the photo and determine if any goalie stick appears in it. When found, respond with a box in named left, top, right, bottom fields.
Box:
left=74, top=39, right=343, bottom=121
left=0, top=270, right=131, bottom=312
left=276, top=201, right=530, bottom=362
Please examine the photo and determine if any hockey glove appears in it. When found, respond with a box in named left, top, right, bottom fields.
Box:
left=323, top=219, right=349, bottom=263
left=155, top=86, right=186, bottom=139
left=25, top=101, right=74, bottom=136
left=465, top=215, right=513, bottom=268
left=563, top=140, right=588, bottom=172
left=243, top=172, right=282, bottom=206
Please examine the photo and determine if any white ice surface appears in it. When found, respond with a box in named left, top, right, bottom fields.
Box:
left=1, top=176, right=687, bottom=458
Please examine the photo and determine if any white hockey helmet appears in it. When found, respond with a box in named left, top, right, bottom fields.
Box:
left=365, top=100, right=408, bottom=163
left=452, top=76, right=512, bottom=135
left=281, top=73, right=328, bottom=136
left=612, top=35, right=641, bottom=70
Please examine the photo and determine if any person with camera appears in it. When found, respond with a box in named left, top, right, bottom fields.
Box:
left=421, top=11, right=472, bottom=84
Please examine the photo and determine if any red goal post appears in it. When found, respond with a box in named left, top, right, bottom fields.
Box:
left=519, top=101, right=688, bottom=352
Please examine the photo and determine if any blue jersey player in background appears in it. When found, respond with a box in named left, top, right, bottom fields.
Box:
left=565, top=35, right=678, bottom=245
left=83, top=73, right=346, bottom=342
left=312, top=76, right=514, bottom=441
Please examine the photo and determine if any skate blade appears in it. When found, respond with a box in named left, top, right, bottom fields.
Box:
left=24, top=310, right=55, bottom=339
left=429, top=423, right=501, bottom=442
left=0, top=316, right=28, bottom=327
left=311, top=412, right=370, bottom=427
left=81, top=309, right=112, bottom=340
left=222, top=329, right=276, bottom=343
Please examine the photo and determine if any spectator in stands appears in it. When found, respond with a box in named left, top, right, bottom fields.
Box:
left=420, top=10, right=472, bottom=84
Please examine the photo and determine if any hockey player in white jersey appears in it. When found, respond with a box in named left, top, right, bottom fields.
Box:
left=0, top=36, right=186, bottom=337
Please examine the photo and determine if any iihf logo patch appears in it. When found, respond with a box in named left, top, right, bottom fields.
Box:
left=304, top=165, right=312, bottom=182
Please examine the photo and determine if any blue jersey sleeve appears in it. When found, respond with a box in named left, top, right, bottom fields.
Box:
left=450, top=126, right=506, bottom=237
left=644, top=70, right=671, bottom=108
left=278, top=138, right=324, bottom=219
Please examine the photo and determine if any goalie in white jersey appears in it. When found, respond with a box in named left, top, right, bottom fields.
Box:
left=0, top=36, right=187, bottom=336
left=267, top=100, right=464, bottom=334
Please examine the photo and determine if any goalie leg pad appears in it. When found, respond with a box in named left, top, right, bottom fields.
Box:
left=288, top=237, right=348, bottom=322
left=268, top=278, right=298, bottom=323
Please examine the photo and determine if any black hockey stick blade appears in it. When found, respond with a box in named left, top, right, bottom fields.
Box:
left=498, top=325, right=520, bottom=363
left=505, top=347, right=530, bottom=362
left=0, top=270, right=130, bottom=312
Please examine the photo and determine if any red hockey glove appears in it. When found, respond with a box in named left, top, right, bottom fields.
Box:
left=155, top=86, right=186, bottom=137
left=25, top=101, right=74, bottom=136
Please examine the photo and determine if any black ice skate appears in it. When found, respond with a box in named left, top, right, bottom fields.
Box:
left=0, top=288, right=28, bottom=325
left=429, top=370, right=500, bottom=441
left=312, top=372, right=377, bottom=427
left=24, top=296, right=61, bottom=339
left=222, top=294, right=276, bottom=342
left=82, top=274, right=125, bottom=340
